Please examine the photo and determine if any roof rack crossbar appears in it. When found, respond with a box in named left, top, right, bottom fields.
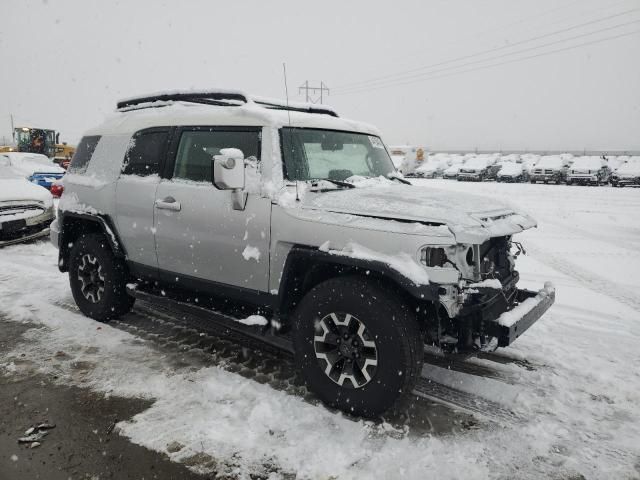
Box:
left=253, top=100, right=339, bottom=117
left=117, top=91, right=248, bottom=110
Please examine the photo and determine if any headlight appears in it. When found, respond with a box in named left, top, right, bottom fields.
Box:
left=420, top=247, right=447, bottom=267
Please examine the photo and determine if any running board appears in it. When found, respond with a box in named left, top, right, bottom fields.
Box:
left=126, top=285, right=294, bottom=354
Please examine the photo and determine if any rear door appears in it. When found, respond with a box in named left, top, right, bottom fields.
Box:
left=115, top=128, right=171, bottom=271
left=153, top=126, right=271, bottom=292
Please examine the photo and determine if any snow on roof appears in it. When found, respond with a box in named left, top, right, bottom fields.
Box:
left=86, top=91, right=379, bottom=138
left=498, top=162, right=523, bottom=175
left=616, top=162, right=640, bottom=175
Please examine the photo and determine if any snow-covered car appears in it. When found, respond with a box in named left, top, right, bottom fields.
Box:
left=50, top=89, right=555, bottom=417
left=496, top=162, right=528, bottom=183
left=605, top=155, right=625, bottom=172
left=412, top=161, right=438, bottom=178
left=442, top=164, right=462, bottom=179
left=457, top=158, right=491, bottom=181
left=611, top=161, right=640, bottom=187
left=530, top=156, right=567, bottom=184
left=0, top=152, right=65, bottom=190
left=0, top=160, right=54, bottom=247
left=566, top=156, right=609, bottom=186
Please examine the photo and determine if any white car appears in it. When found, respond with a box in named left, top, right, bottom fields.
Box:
left=413, top=161, right=438, bottom=178
left=457, top=158, right=491, bottom=181
left=0, top=160, right=55, bottom=246
left=611, top=161, right=640, bottom=187
left=496, top=162, right=527, bottom=183
left=0, top=152, right=65, bottom=190
left=566, top=156, right=609, bottom=186
left=442, top=164, right=462, bottom=179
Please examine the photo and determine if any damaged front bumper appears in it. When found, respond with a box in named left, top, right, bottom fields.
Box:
left=481, top=283, right=555, bottom=347
left=441, top=280, right=555, bottom=350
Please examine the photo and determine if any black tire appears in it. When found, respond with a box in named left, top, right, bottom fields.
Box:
left=291, top=275, right=423, bottom=417
left=69, top=233, right=135, bottom=322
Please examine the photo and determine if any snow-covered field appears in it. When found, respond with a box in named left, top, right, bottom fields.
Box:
left=1, top=181, right=640, bottom=479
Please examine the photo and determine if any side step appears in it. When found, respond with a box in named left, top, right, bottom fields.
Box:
left=126, top=285, right=294, bottom=354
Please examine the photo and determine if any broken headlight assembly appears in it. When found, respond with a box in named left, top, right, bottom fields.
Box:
left=420, top=246, right=447, bottom=267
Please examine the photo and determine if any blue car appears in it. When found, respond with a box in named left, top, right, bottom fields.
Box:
left=0, top=152, right=65, bottom=190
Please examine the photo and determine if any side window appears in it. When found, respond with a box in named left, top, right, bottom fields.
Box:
left=122, top=131, right=169, bottom=176
left=173, top=129, right=261, bottom=182
left=68, top=135, right=101, bottom=173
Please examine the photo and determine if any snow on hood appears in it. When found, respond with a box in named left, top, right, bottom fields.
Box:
left=498, top=162, right=523, bottom=176
left=9, top=158, right=65, bottom=177
left=570, top=156, right=604, bottom=172
left=300, top=182, right=536, bottom=243
left=0, top=178, right=53, bottom=205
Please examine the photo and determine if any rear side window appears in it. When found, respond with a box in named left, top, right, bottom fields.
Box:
left=68, top=135, right=101, bottom=173
left=122, top=131, right=169, bottom=176
left=173, top=129, right=261, bottom=182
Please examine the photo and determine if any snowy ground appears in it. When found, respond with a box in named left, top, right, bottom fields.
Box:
left=1, top=181, right=640, bottom=479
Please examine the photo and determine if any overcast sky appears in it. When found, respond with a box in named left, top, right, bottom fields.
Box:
left=1, top=0, right=639, bottom=151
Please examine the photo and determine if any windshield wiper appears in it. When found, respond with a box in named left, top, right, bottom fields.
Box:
left=310, top=179, right=356, bottom=189
left=388, top=175, right=412, bottom=185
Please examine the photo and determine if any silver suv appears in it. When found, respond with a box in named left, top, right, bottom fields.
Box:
left=51, top=90, right=555, bottom=417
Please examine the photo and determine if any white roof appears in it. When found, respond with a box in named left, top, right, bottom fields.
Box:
left=86, top=91, right=380, bottom=138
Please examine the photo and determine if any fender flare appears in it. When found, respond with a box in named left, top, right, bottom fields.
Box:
left=57, top=211, right=126, bottom=272
left=277, top=245, right=439, bottom=317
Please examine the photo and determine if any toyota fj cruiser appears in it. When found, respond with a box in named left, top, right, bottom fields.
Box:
left=51, top=90, right=555, bottom=416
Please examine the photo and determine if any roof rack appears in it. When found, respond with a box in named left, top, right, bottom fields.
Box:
left=253, top=98, right=338, bottom=117
left=116, top=90, right=339, bottom=117
left=116, top=91, right=248, bottom=110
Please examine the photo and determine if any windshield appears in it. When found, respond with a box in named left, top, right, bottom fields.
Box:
left=281, top=128, right=395, bottom=181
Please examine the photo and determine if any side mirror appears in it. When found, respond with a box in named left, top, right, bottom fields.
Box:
left=212, top=148, right=247, bottom=210
left=213, top=148, right=245, bottom=190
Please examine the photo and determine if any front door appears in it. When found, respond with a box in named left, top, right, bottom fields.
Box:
left=153, top=126, right=271, bottom=293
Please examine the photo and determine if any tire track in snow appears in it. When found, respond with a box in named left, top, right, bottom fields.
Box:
left=525, top=241, right=640, bottom=311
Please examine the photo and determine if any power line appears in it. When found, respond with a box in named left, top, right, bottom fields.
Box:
left=333, top=7, right=638, bottom=92
left=333, top=28, right=640, bottom=96
left=334, top=18, right=640, bottom=95
left=352, top=0, right=636, bottom=86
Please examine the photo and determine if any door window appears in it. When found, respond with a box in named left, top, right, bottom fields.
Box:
left=173, top=129, right=261, bottom=182
left=122, top=131, right=169, bottom=176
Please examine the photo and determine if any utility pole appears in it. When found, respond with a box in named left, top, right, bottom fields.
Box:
left=298, top=81, right=330, bottom=104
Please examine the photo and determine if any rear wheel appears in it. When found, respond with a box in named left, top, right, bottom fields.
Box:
left=69, top=233, right=134, bottom=321
left=292, top=276, right=423, bottom=417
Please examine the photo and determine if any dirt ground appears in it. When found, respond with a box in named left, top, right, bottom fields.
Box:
left=0, top=320, right=208, bottom=480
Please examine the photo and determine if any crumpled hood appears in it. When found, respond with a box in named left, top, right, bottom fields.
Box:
left=0, top=178, right=53, bottom=205
left=301, top=184, right=537, bottom=243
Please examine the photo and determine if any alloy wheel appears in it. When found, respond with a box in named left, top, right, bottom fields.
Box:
left=313, top=312, right=378, bottom=389
left=77, top=253, right=105, bottom=303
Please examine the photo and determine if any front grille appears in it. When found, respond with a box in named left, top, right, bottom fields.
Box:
left=545, top=169, right=553, bottom=174
left=0, top=218, right=51, bottom=242
left=0, top=204, right=43, bottom=216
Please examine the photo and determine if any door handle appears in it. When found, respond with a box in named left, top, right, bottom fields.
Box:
left=155, top=196, right=181, bottom=211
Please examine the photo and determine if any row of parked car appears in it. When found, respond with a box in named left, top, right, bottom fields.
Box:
left=0, top=152, right=65, bottom=246
left=403, top=152, right=640, bottom=187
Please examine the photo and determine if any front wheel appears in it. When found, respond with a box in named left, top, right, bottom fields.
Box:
left=292, top=276, right=423, bottom=417
left=69, top=233, right=135, bottom=321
